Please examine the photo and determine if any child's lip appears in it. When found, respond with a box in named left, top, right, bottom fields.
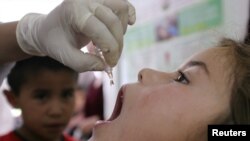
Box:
left=45, top=123, right=66, bottom=128
left=44, top=123, right=66, bottom=132
left=93, top=85, right=126, bottom=129
left=106, top=84, right=126, bottom=121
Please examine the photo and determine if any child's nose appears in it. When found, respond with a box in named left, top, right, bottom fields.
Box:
left=138, top=68, right=171, bottom=85
left=48, top=101, right=64, bottom=117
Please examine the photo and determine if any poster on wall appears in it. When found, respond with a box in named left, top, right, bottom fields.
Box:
left=120, top=0, right=225, bottom=84
left=178, top=0, right=223, bottom=35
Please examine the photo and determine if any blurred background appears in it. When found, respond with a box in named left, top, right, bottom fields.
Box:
left=0, top=0, right=249, bottom=137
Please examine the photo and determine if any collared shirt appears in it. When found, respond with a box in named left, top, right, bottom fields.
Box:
left=0, top=131, right=76, bottom=141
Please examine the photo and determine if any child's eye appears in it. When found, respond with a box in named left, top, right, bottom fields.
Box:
left=61, top=89, right=74, bottom=99
left=34, top=92, right=49, bottom=101
left=174, top=71, right=190, bottom=84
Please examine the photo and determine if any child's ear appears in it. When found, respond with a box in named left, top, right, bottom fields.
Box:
left=3, top=89, right=19, bottom=108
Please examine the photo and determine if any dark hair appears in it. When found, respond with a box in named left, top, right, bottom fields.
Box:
left=219, top=38, right=250, bottom=124
left=7, top=56, right=78, bottom=95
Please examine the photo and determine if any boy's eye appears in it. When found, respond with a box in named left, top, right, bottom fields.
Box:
left=33, top=90, right=49, bottom=101
left=61, top=89, right=74, bottom=99
left=174, top=71, right=190, bottom=84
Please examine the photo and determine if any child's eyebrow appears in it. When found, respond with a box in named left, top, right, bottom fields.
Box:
left=186, top=60, right=209, bottom=75
left=33, top=89, right=50, bottom=94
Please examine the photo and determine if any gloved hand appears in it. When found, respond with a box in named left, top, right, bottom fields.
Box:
left=16, top=0, right=136, bottom=72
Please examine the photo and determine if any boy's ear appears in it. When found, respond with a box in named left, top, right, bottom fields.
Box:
left=3, top=89, right=19, bottom=108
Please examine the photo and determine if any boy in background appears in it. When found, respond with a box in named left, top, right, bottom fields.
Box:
left=0, top=56, right=78, bottom=141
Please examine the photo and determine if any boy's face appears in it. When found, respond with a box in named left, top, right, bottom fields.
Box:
left=14, top=70, right=76, bottom=140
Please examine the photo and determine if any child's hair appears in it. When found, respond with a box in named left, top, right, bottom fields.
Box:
left=7, top=56, right=78, bottom=95
left=218, top=38, right=250, bottom=124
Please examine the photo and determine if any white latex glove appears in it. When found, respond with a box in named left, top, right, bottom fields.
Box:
left=16, top=0, right=136, bottom=72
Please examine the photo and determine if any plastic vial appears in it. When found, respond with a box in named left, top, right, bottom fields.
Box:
left=95, top=47, right=114, bottom=85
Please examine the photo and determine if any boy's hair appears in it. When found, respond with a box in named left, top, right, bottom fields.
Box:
left=7, top=56, right=78, bottom=95
left=219, top=38, right=250, bottom=124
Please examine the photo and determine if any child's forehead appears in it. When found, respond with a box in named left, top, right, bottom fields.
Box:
left=28, top=69, right=76, bottom=78
left=179, top=47, right=234, bottom=79
left=21, top=70, right=77, bottom=88
left=188, top=47, right=232, bottom=63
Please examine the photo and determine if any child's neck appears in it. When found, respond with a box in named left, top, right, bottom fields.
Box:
left=15, top=127, right=64, bottom=141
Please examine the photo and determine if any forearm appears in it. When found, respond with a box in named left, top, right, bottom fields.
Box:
left=0, top=21, right=31, bottom=64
